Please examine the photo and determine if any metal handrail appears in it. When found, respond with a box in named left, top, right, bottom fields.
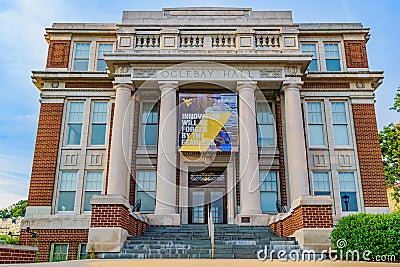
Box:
left=207, top=206, right=215, bottom=259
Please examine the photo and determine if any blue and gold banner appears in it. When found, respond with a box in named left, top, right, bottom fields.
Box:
left=178, top=93, right=238, bottom=152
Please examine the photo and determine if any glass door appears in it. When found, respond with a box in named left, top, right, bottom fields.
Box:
left=190, top=188, right=226, bottom=224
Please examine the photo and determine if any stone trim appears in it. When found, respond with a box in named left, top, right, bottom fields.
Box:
left=28, top=103, right=64, bottom=206
left=46, top=40, right=71, bottom=68
left=344, top=40, right=369, bottom=68
left=352, top=104, right=388, bottom=207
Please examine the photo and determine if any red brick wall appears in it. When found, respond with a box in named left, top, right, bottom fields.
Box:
left=352, top=104, right=388, bottom=207
left=303, top=82, right=350, bottom=89
left=20, top=229, right=88, bottom=262
left=28, top=103, right=64, bottom=206
left=46, top=40, right=71, bottom=68
left=276, top=99, right=287, bottom=206
left=344, top=40, right=369, bottom=68
left=0, top=246, right=37, bottom=264
left=91, top=203, right=147, bottom=236
left=65, top=82, right=113, bottom=88
left=270, top=204, right=333, bottom=237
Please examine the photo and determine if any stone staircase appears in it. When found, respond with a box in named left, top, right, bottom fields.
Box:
left=98, top=224, right=302, bottom=259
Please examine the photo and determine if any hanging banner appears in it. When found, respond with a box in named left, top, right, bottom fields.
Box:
left=178, top=93, right=238, bottom=152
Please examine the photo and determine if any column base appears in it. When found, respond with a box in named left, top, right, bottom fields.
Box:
left=146, top=214, right=180, bottom=226
left=88, top=227, right=128, bottom=253
left=235, top=214, right=270, bottom=226
left=291, top=228, right=333, bottom=252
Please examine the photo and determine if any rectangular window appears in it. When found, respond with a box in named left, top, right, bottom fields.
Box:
left=67, top=102, right=84, bottom=145
left=260, top=171, right=278, bottom=213
left=339, top=172, right=358, bottom=212
left=307, top=102, right=325, bottom=146
left=83, top=171, right=103, bottom=211
left=257, top=102, right=275, bottom=147
left=73, top=43, right=90, bottom=71
left=97, top=43, right=113, bottom=71
left=141, top=102, right=159, bottom=146
left=78, top=243, right=87, bottom=260
left=324, top=43, right=341, bottom=71
left=136, top=171, right=156, bottom=213
left=58, top=171, right=77, bottom=212
left=313, top=172, right=331, bottom=196
left=331, top=102, right=349, bottom=146
left=301, top=43, right=318, bottom=72
left=50, top=243, right=68, bottom=262
left=90, top=102, right=108, bottom=145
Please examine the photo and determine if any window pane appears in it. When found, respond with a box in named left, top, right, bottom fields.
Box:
left=309, top=59, right=318, bottom=72
left=307, top=102, right=323, bottom=123
left=58, top=192, right=75, bottom=211
left=142, top=103, right=158, bottom=123
left=340, top=192, right=358, bottom=212
left=258, top=124, right=274, bottom=146
left=67, top=124, right=82, bottom=145
left=91, top=124, right=106, bottom=145
left=60, top=172, right=77, bottom=191
left=68, top=102, right=84, bottom=123
left=324, top=44, right=340, bottom=58
left=142, top=124, right=158, bottom=145
left=260, top=192, right=278, bottom=213
left=137, top=172, right=156, bottom=191
left=79, top=244, right=87, bottom=260
left=52, top=244, right=68, bottom=262
left=256, top=102, right=273, bottom=124
left=75, top=43, right=90, bottom=58
left=313, top=172, right=330, bottom=193
left=309, top=125, right=325, bottom=146
left=331, top=102, right=347, bottom=123
left=73, top=60, right=89, bottom=71
left=84, top=191, right=101, bottom=211
left=96, top=60, right=107, bottom=71
left=92, top=102, right=108, bottom=123
left=137, top=191, right=156, bottom=212
left=97, top=43, right=113, bottom=58
left=326, top=59, right=341, bottom=71
left=333, top=125, right=349, bottom=145
left=339, top=172, right=356, bottom=191
left=85, top=172, right=103, bottom=191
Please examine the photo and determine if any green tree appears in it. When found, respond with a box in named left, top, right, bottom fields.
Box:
left=0, top=200, right=28, bottom=218
left=379, top=87, right=400, bottom=208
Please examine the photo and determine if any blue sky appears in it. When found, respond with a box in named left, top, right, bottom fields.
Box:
left=0, top=0, right=398, bottom=209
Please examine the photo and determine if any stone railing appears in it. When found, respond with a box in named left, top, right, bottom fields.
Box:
left=255, top=35, right=281, bottom=48
left=211, top=35, right=236, bottom=48
left=135, top=35, right=160, bottom=48
left=180, top=35, right=204, bottom=47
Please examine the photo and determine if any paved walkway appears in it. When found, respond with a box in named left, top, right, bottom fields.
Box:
left=9, top=259, right=398, bottom=267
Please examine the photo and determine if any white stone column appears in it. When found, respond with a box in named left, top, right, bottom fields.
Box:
left=283, top=82, right=310, bottom=204
left=237, top=81, right=262, bottom=215
left=154, top=81, right=178, bottom=216
left=107, top=82, right=133, bottom=198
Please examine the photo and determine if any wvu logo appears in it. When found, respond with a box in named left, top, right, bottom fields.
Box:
left=182, top=98, right=193, bottom=107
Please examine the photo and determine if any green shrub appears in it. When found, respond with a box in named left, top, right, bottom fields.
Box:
left=331, top=212, right=400, bottom=261
left=0, top=234, right=20, bottom=245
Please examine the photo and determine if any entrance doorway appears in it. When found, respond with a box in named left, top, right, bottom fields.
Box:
left=188, top=171, right=227, bottom=224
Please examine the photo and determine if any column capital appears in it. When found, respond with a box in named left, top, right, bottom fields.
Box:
left=236, top=81, right=258, bottom=93
left=282, top=81, right=303, bottom=92
left=113, top=82, right=134, bottom=92
left=158, top=81, right=179, bottom=91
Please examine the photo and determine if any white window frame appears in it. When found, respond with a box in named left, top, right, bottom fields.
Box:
left=65, top=101, right=85, bottom=146
left=83, top=171, right=103, bottom=212
left=301, top=42, right=319, bottom=72
left=89, top=101, right=108, bottom=146
left=73, top=42, right=91, bottom=71
left=77, top=243, right=87, bottom=260
left=57, top=171, right=78, bottom=213
left=139, top=102, right=159, bottom=147
left=135, top=171, right=157, bottom=214
left=256, top=101, right=275, bottom=148
left=306, top=101, right=327, bottom=147
left=331, top=101, right=351, bottom=147
left=50, top=243, right=69, bottom=262
left=312, top=172, right=332, bottom=196
left=96, top=42, right=114, bottom=71
left=259, top=171, right=280, bottom=214
left=338, top=171, right=360, bottom=213
left=324, top=42, right=342, bottom=72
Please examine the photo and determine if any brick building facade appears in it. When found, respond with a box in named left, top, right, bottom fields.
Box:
left=21, top=8, right=388, bottom=261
